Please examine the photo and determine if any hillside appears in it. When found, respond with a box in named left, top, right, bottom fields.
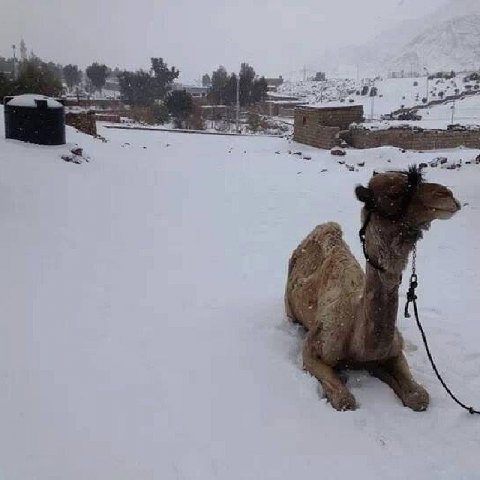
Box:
left=323, top=0, right=480, bottom=75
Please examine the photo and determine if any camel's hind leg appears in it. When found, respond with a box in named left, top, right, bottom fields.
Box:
left=303, top=338, right=356, bottom=411
left=368, top=353, right=429, bottom=412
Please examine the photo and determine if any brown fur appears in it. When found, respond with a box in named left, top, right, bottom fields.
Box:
left=285, top=170, right=461, bottom=411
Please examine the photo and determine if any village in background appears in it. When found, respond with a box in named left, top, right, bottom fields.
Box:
left=3, top=33, right=480, bottom=151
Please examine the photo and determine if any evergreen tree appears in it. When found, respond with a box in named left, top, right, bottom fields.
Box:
left=0, top=72, right=12, bottom=99
left=239, top=63, right=256, bottom=106
left=86, top=62, right=108, bottom=92
left=202, top=73, right=211, bottom=87
left=12, top=60, right=62, bottom=96
left=166, top=90, right=193, bottom=127
left=19, top=39, right=27, bottom=62
left=63, top=64, right=81, bottom=90
left=251, top=76, right=268, bottom=103
left=150, top=57, right=179, bottom=99
left=118, top=70, right=155, bottom=106
left=209, top=66, right=229, bottom=104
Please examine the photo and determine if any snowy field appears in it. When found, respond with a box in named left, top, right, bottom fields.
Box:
left=1, top=114, right=480, bottom=479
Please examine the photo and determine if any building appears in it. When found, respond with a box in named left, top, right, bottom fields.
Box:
left=172, top=84, right=209, bottom=99
left=265, top=76, right=284, bottom=93
left=293, top=105, right=364, bottom=149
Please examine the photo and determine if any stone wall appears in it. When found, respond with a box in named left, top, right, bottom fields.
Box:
left=65, top=112, right=97, bottom=136
left=293, top=105, right=364, bottom=149
left=294, top=119, right=340, bottom=149
left=345, top=127, right=480, bottom=150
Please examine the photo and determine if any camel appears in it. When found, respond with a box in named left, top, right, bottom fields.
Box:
left=285, top=167, right=461, bottom=411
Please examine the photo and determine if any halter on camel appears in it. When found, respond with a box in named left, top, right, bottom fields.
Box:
left=358, top=166, right=479, bottom=415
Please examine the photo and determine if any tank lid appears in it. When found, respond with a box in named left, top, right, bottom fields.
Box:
left=6, top=94, right=63, bottom=109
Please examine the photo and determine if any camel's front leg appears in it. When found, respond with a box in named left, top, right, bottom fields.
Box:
left=369, top=353, right=429, bottom=411
left=302, top=339, right=356, bottom=411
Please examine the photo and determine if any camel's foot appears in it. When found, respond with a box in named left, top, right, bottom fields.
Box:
left=369, top=354, right=430, bottom=412
left=302, top=340, right=356, bottom=411
left=327, top=388, right=357, bottom=412
left=399, top=383, right=430, bottom=412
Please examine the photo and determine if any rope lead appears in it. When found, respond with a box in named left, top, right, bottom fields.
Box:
left=405, top=251, right=480, bottom=415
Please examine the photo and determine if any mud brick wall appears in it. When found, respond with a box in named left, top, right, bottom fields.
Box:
left=65, top=112, right=97, bottom=136
left=347, top=128, right=480, bottom=150
left=294, top=106, right=363, bottom=149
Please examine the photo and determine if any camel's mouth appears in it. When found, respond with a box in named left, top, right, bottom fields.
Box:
left=424, top=197, right=461, bottom=220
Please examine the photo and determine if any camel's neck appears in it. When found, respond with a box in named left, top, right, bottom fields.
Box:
left=358, top=266, right=402, bottom=355
left=352, top=219, right=416, bottom=360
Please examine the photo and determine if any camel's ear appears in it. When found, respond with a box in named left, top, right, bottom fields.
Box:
left=355, top=185, right=373, bottom=204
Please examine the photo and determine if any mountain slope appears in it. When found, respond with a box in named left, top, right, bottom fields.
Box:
left=323, top=0, right=480, bottom=75
left=389, top=15, right=480, bottom=72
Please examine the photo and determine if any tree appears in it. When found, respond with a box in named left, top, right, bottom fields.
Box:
left=19, top=38, right=27, bottom=62
left=86, top=62, right=108, bottom=92
left=251, top=76, right=268, bottom=103
left=63, top=64, right=81, bottom=90
left=12, top=60, right=63, bottom=97
left=0, top=72, right=12, bottom=100
left=166, top=90, right=193, bottom=127
left=150, top=57, right=179, bottom=99
left=118, top=70, right=155, bottom=106
left=239, top=62, right=256, bottom=106
left=209, top=66, right=229, bottom=104
left=202, top=73, right=211, bottom=87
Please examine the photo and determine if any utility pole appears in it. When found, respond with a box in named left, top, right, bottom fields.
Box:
left=450, top=99, right=456, bottom=125
left=236, top=73, right=240, bottom=133
left=424, top=67, right=429, bottom=104
left=11, top=44, right=17, bottom=80
left=370, top=79, right=376, bottom=121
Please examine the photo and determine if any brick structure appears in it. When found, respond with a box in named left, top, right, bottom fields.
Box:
left=344, top=127, right=480, bottom=150
left=294, top=105, right=364, bottom=149
left=65, top=112, right=97, bottom=136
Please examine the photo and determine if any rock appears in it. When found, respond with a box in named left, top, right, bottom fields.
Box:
left=321, top=169, right=328, bottom=173
left=475, top=154, right=480, bottom=164
left=293, top=151, right=303, bottom=156
left=303, top=156, right=312, bottom=160
left=337, top=160, right=346, bottom=165
left=346, top=165, right=355, bottom=171
left=429, top=161, right=438, bottom=168
left=275, top=151, right=280, bottom=155
left=419, top=163, right=428, bottom=169
left=357, top=162, right=365, bottom=167
left=331, top=147, right=346, bottom=156
left=61, top=154, right=81, bottom=164
left=71, top=147, right=83, bottom=156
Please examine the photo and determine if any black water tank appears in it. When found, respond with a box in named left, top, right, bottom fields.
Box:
left=4, top=94, right=65, bottom=145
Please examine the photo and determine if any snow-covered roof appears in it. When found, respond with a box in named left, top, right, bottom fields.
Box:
left=7, top=94, right=63, bottom=109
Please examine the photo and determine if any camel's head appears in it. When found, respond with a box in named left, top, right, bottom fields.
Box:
left=356, top=166, right=461, bottom=230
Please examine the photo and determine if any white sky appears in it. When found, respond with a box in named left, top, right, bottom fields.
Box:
left=0, top=0, right=449, bottom=82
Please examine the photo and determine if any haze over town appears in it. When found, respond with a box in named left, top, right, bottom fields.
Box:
left=0, top=0, right=459, bottom=81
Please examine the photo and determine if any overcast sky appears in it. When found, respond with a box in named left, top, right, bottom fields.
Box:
left=1, top=0, right=448, bottom=82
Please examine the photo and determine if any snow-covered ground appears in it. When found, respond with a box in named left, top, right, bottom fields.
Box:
left=1, top=112, right=480, bottom=479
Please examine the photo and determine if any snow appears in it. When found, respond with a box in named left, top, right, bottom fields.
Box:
left=278, top=76, right=480, bottom=124
left=6, top=94, right=63, bottom=108
left=1, top=107, right=480, bottom=479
